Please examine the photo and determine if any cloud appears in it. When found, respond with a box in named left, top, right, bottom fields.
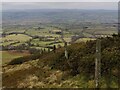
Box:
left=2, top=2, right=118, bottom=10
left=2, top=0, right=119, bottom=2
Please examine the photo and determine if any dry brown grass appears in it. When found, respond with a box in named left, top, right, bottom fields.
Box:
left=2, top=59, right=65, bottom=88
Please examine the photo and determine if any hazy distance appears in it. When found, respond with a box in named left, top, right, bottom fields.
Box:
left=2, top=2, right=118, bottom=11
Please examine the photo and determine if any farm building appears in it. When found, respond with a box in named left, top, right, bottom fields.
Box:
left=51, top=30, right=62, bottom=34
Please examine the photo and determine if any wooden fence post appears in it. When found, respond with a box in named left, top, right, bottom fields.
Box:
left=95, top=39, right=101, bottom=88
left=64, top=42, right=68, bottom=59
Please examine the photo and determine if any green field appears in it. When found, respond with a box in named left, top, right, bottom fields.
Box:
left=31, top=39, right=54, bottom=46
left=83, top=27, right=117, bottom=37
left=5, top=29, right=26, bottom=34
left=1, top=51, right=30, bottom=65
left=2, top=34, right=32, bottom=42
left=75, top=38, right=96, bottom=43
left=26, top=29, right=60, bottom=37
left=1, top=41, right=18, bottom=46
left=49, top=43, right=64, bottom=48
left=1, top=34, right=32, bottom=46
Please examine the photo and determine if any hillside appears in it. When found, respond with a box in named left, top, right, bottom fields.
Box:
left=2, top=34, right=120, bottom=88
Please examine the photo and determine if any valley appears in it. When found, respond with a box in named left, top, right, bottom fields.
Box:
left=1, top=9, right=119, bottom=88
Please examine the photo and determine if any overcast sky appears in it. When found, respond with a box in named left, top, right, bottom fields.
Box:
left=1, top=0, right=119, bottom=2
left=2, top=2, right=118, bottom=10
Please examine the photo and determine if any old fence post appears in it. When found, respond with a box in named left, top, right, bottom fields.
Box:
left=95, top=38, right=101, bottom=88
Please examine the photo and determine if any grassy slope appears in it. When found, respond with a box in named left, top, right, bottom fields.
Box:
left=2, top=35, right=120, bottom=88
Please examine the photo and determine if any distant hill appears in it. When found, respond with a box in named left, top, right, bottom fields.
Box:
left=2, top=9, right=118, bottom=25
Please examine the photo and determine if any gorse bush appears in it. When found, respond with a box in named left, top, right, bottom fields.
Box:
left=8, top=35, right=120, bottom=82
left=5, top=34, right=120, bottom=88
left=50, top=35, right=120, bottom=78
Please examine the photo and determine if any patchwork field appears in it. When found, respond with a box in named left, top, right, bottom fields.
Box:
left=26, top=29, right=60, bottom=37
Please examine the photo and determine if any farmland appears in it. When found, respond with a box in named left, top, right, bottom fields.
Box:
left=1, top=23, right=117, bottom=65
left=1, top=23, right=117, bottom=68
left=1, top=8, right=119, bottom=88
left=1, top=22, right=118, bottom=66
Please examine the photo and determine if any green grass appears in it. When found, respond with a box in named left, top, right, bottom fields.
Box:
left=84, top=28, right=117, bottom=35
left=83, top=32, right=94, bottom=37
left=12, top=42, right=24, bottom=46
left=2, top=34, right=32, bottom=42
left=1, top=51, right=30, bottom=65
left=63, top=38, right=71, bottom=42
left=63, top=31, right=73, bottom=38
left=30, top=46, right=53, bottom=51
left=2, top=41, right=18, bottom=46
left=75, top=38, right=96, bottom=43
left=26, top=29, right=60, bottom=37
left=31, top=39, right=54, bottom=46
left=49, top=43, right=64, bottom=48
left=1, top=34, right=32, bottom=46
left=5, top=29, right=26, bottom=34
